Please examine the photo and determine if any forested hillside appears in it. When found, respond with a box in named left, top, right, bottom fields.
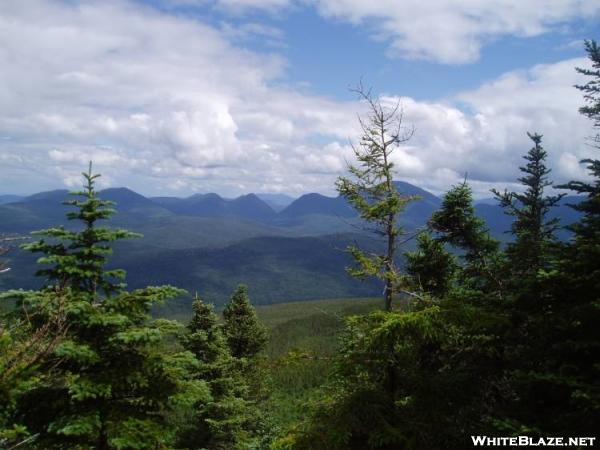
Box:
left=0, top=180, right=582, bottom=305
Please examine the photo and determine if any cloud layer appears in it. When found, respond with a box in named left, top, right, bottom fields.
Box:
left=0, top=0, right=595, bottom=198
left=205, top=0, right=600, bottom=63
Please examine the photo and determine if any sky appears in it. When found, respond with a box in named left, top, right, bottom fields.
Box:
left=0, top=0, right=599, bottom=198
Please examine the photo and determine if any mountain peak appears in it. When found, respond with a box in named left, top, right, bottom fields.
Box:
left=279, top=192, right=355, bottom=218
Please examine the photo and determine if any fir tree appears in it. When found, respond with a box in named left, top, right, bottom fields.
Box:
left=336, top=84, right=416, bottom=311
left=489, top=39, right=600, bottom=438
left=492, top=132, right=564, bottom=282
left=0, top=289, right=67, bottom=447
left=575, top=39, right=600, bottom=147
left=404, top=231, right=456, bottom=298
left=428, top=181, right=500, bottom=294
left=527, top=39, right=600, bottom=435
left=23, top=162, right=138, bottom=297
left=222, top=285, right=271, bottom=442
left=222, top=285, right=268, bottom=360
left=2, top=164, right=193, bottom=449
left=178, top=294, right=252, bottom=449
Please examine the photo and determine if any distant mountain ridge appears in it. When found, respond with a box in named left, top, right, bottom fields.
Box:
left=0, top=181, right=583, bottom=236
left=256, top=193, right=296, bottom=212
left=151, top=192, right=276, bottom=222
left=0, top=194, right=24, bottom=205
left=0, top=181, right=584, bottom=306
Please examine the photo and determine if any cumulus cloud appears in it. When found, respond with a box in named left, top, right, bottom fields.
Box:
left=316, top=0, right=599, bottom=63
left=0, top=0, right=357, bottom=195
left=204, top=0, right=599, bottom=63
left=0, top=0, right=595, bottom=199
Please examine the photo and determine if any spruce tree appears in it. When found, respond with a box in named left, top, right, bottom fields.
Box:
left=0, top=289, right=67, bottom=447
left=336, top=84, right=416, bottom=311
left=223, top=286, right=273, bottom=447
left=428, top=182, right=499, bottom=294
left=529, top=39, right=600, bottom=435
left=2, top=164, right=193, bottom=449
left=283, top=182, right=507, bottom=449
left=178, top=294, right=251, bottom=449
left=404, top=231, right=456, bottom=298
left=23, top=162, right=138, bottom=297
left=492, top=132, right=564, bottom=282
left=222, top=285, right=267, bottom=360
left=485, top=135, right=567, bottom=435
left=492, top=39, right=600, bottom=437
left=575, top=39, right=600, bottom=147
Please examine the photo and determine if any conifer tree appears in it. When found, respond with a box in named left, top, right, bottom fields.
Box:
left=575, top=39, right=600, bottom=147
left=2, top=164, right=193, bottom=449
left=178, top=294, right=252, bottom=449
left=23, top=162, right=138, bottom=297
left=491, top=39, right=600, bottom=437
left=428, top=182, right=499, bottom=293
left=404, top=231, right=456, bottom=298
left=222, top=285, right=268, bottom=360
left=529, top=39, right=600, bottom=435
left=222, top=286, right=272, bottom=447
left=336, top=84, right=416, bottom=311
left=492, top=133, right=564, bottom=283
left=0, top=290, right=67, bottom=447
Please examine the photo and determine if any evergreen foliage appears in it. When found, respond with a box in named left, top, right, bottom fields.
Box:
left=223, top=285, right=268, bottom=360
left=429, top=182, right=498, bottom=262
left=276, top=304, right=503, bottom=450
left=575, top=39, right=600, bottom=147
left=22, top=162, right=139, bottom=297
left=0, top=165, right=194, bottom=449
left=280, top=43, right=600, bottom=448
left=522, top=38, right=600, bottom=435
left=492, top=133, right=564, bottom=281
left=404, top=231, right=456, bottom=298
left=222, top=285, right=272, bottom=447
left=428, top=182, right=500, bottom=294
left=177, top=294, right=253, bottom=449
left=336, top=85, right=416, bottom=311
left=0, top=290, right=67, bottom=446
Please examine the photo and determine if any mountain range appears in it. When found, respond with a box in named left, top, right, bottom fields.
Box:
left=0, top=182, right=582, bottom=309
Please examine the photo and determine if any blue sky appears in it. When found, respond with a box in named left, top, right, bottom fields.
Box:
left=0, top=0, right=599, bottom=197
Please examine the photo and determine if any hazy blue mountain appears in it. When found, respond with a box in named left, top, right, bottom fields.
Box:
left=256, top=193, right=296, bottom=212
left=475, top=197, right=499, bottom=206
left=394, top=181, right=441, bottom=204
left=24, top=189, right=70, bottom=202
left=0, top=181, right=586, bottom=308
left=151, top=192, right=276, bottom=222
left=101, top=187, right=169, bottom=212
left=278, top=193, right=356, bottom=219
left=475, top=203, right=514, bottom=239
left=1, top=181, right=582, bottom=240
left=394, top=181, right=442, bottom=228
left=0, top=195, right=24, bottom=205
left=0, top=190, right=73, bottom=231
left=481, top=195, right=583, bottom=242
left=274, top=182, right=442, bottom=231
left=229, top=194, right=277, bottom=221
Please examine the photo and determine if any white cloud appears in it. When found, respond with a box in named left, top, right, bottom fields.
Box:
left=366, top=57, right=595, bottom=196
left=205, top=0, right=599, bottom=63
left=0, top=0, right=357, bottom=195
left=315, top=0, right=599, bottom=63
left=0, top=0, right=595, bottom=199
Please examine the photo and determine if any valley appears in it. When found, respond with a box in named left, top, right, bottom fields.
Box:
left=0, top=181, right=581, bottom=307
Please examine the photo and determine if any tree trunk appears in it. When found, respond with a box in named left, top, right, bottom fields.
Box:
left=384, top=212, right=395, bottom=312
left=97, top=409, right=110, bottom=450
